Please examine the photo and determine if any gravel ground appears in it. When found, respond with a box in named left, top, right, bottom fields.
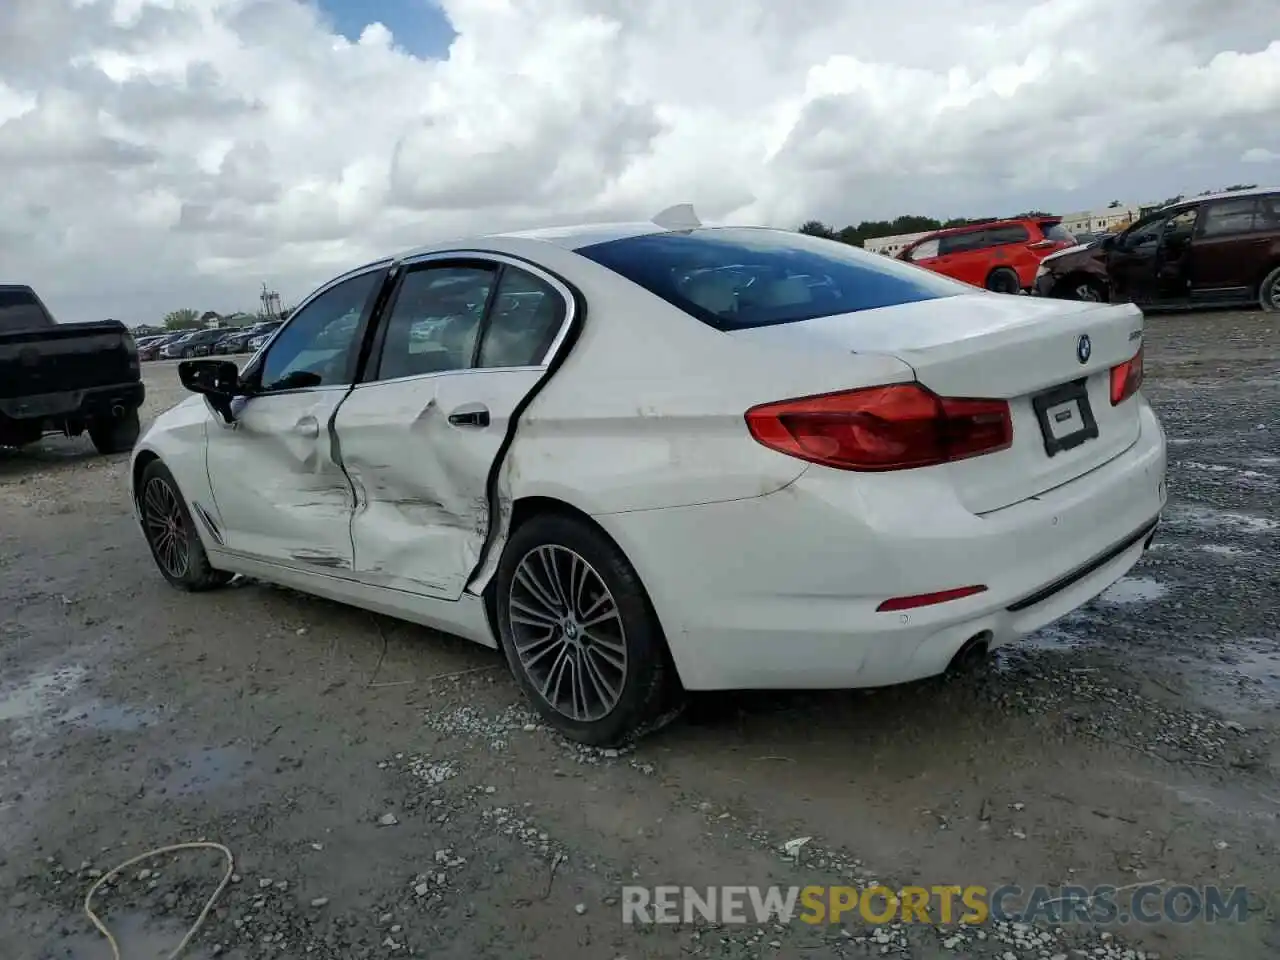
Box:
left=1, top=308, right=1277, bottom=960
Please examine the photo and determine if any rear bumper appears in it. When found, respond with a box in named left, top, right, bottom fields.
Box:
left=598, top=397, right=1167, bottom=691
left=0, top=381, right=145, bottom=423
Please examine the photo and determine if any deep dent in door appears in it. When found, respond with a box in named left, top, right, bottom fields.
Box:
left=338, top=395, right=491, bottom=592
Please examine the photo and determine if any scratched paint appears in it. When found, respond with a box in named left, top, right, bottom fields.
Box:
left=332, top=370, right=540, bottom=598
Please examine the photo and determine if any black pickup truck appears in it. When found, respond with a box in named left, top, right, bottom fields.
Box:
left=0, top=284, right=145, bottom=454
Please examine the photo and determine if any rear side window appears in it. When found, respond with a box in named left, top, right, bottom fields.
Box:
left=576, top=228, right=971, bottom=331
left=985, top=224, right=1031, bottom=245
left=1201, top=198, right=1261, bottom=237
left=0, top=288, right=52, bottom=331
left=1039, top=221, right=1075, bottom=243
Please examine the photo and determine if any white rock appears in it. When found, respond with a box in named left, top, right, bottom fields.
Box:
left=782, top=837, right=811, bottom=857
left=310, top=897, right=329, bottom=908
left=378, top=813, right=399, bottom=826
left=575, top=903, right=587, bottom=915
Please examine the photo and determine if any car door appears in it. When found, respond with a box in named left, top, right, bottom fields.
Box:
left=333, top=254, right=574, bottom=599
left=902, top=237, right=942, bottom=273
left=202, top=264, right=388, bottom=571
left=1188, top=195, right=1276, bottom=300
left=936, top=229, right=987, bottom=286
left=983, top=223, right=1034, bottom=285
left=1106, top=213, right=1167, bottom=304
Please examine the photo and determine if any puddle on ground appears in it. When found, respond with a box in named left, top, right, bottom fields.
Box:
left=45, top=910, right=218, bottom=960
left=1199, top=544, right=1259, bottom=558
left=1177, top=637, right=1280, bottom=717
left=152, top=746, right=253, bottom=797
left=55, top=698, right=161, bottom=732
left=1097, top=576, right=1169, bottom=606
left=0, top=665, right=88, bottom=724
left=1162, top=505, right=1280, bottom=534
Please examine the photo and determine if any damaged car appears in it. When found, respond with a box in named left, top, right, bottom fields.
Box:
left=129, top=206, right=1167, bottom=746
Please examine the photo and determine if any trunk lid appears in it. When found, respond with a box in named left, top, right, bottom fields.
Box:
left=731, top=293, right=1146, bottom=514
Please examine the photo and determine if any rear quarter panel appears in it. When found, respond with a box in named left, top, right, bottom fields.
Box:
left=484, top=239, right=918, bottom=517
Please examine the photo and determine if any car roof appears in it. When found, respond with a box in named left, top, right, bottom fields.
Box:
left=1167, top=186, right=1278, bottom=210
left=923, top=216, right=1060, bottom=241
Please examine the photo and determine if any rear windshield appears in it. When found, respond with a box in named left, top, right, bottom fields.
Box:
left=0, top=288, right=52, bottom=330
left=575, top=227, right=971, bottom=330
left=1039, top=221, right=1076, bottom=244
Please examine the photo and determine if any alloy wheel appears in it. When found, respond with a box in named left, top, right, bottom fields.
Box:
left=143, top=476, right=190, bottom=579
left=507, top=544, right=628, bottom=722
left=1075, top=282, right=1101, bottom=302
left=1269, top=275, right=1280, bottom=310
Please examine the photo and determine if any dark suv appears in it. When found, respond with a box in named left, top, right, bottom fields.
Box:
left=1034, top=188, right=1280, bottom=310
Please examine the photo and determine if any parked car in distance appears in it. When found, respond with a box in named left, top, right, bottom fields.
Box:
left=139, top=333, right=182, bottom=361
left=0, top=283, right=145, bottom=453
left=130, top=210, right=1165, bottom=746
left=1034, top=188, right=1280, bottom=309
left=896, top=217, right=1078, bottom=294
left=1109, top=189, right=1280, bottom=311
left=161, top=329, right=227, bottom=359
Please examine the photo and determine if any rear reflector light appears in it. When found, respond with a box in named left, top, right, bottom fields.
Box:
left=1109, top=344, right=1144, bottom=405
left=877, top=585, right=988, bottom=612
left=745, top=384, right=1012, bottom=472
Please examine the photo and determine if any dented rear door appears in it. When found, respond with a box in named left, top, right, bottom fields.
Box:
left=334, top=255, right=575, bottom=600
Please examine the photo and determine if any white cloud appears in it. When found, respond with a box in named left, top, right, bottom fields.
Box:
left=0, top=0, right=1278, bottom=322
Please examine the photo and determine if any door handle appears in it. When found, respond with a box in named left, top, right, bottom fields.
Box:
left=295, top=416, right=320, bottom=438
left=448, top=403, right=490, bottom=428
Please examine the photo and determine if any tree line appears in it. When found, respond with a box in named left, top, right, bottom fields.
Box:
left=160, top=307, right=292, bottom=331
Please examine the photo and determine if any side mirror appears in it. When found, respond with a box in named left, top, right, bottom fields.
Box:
left=178, top=359, right=248, bottom=423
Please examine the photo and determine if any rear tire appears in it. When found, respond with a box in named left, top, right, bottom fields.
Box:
left=985, top=267, right=1021, bottom=295
left=494, top=512, right=677, bottom=747
left=88, top=408, right=140, bottom=455
left=1260, top=266, right=1280, bottom=312
left=139, top=460, right=234, bottom=592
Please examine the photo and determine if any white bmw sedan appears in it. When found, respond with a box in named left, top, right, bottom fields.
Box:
left=130, top=209, right=1167, bottom=745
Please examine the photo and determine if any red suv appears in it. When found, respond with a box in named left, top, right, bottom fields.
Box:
left=896, top=218, right=1078, bottom=294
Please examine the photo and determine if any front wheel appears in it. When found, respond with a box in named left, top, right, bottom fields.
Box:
left=1260, top=266, right=1280, bottom=313
left=139, top=460, right=234, bottom=592
left=88, top=408, right=140, bottom=454
left=494, top=513, right=677, bottom=747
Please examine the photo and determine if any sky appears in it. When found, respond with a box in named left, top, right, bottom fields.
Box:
left=0, top=0, right=1277, bottom=324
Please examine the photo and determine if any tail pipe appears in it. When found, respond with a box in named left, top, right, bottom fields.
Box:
left=947, top=631, right=993, bottom=673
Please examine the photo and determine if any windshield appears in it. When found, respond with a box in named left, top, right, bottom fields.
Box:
left=575, top=227, right=972, bottom=330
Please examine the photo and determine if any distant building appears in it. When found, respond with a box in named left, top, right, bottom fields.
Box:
left=1061, top=204, right=1149, bottom=237
left=862, top=231, right=934, bottom=257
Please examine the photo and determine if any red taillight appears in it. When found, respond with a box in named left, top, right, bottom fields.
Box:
left=877, top=585, right=988, bottom=612
left=1110, top=344, right=1144, bottom=405
left=745, top=384, right=1012, bottom=472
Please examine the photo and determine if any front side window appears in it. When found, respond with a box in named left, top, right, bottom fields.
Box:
left=938, top=231, right=985, bottom=255
left=907, top=238, right=940, bottom=261
left=1122, top=215, right=1167, bottom=249
left=576, top=227, right=972, bottom=331
left=258, top=270, right=381, bottom=392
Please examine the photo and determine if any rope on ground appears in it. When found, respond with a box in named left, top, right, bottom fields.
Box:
left=84, top=841, right=235, bottom=960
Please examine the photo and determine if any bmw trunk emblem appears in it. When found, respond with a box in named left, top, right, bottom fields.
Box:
left=1076, top=334, right=1092, bottom=364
